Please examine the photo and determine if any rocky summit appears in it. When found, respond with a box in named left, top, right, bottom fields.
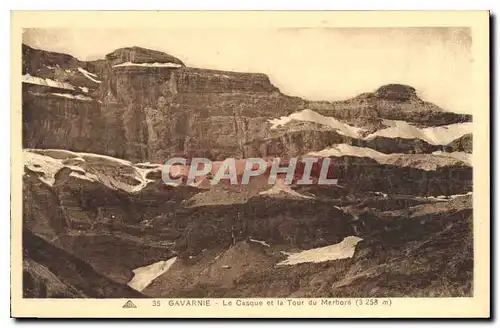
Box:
left=22, top=45, right=473, bottom=298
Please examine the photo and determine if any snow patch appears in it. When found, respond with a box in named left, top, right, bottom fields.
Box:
left=249, top=239, right=270, bottom=247
left=128, top=257, right=177, bottom=292
left=277, top=236, right=363, bottom=265
left=78, top=152, right=132, bottom=166
left=309, top=144, right=469, bottom=170
left=24, top=149, right=155, bottom=193
left=450, top=191, right=473, bottom=199
left=23, top=151, right=64, bottom=186
left=79, top=86, right=89, bottom=93
left=268, top=109, right=365, bottom=138
left=366, top=119, right=473, bottom=145
left=308, top=144, right=387, bottom=159
left=52, top=93, right=93, bottom=101
left=112, top=61, right=183, bottom=68
left=77, top=67, right=101, bottom=83
left=22, top=74, right=75, bottom=90
left=68, top=171, right=95, bottom=182
left=259, top=182, right=314, bottom=199
left=269, top=110, right=472, bottom=146
left=424, top=191, right=473, bottom=201
left=373, top=191, right=389, bottom=198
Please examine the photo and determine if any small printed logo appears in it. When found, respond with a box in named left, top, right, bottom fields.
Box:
left=122, top=300, right=137, bottom=309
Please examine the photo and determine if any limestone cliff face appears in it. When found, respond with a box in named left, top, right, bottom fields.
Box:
left=23, top=45, right=306, bottom=162
left=22, top=45, right=471, bottom=163
left=101, top=64, right=298, bottom=161
left=22, top=85, right=105, bottom=153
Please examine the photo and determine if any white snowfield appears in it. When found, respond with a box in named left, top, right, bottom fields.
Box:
left=268, top=109, right=366, bottom=138
left=278, top=236, right=363, bottom=265
left=79, top=86, right=89, bottom=93
left=77, top=67, right=102, bottom=84
left=23, top=149, right=157, bottom=193
left=22, top=74, right=75, bottom=90
left=307, top=144, right=470, bottom=170
left=269, top=109, right=472, bottom=146
left=112, top=61, right=183, bottom=68
left=24, top=151, right=66, bottom=186
left=308, top=144, right=386, bottom=159
left=365, top=119, right=473, bottom=145
left=51, top=93, right=93, bottom=102
left=128, top=257, right=177, bottom=292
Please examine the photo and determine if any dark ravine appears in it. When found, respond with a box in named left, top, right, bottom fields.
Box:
left=23, top=229, right=144, bottom=298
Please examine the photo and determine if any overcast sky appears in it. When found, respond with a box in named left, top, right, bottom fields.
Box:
left=23, top=27, right=473, bottom=114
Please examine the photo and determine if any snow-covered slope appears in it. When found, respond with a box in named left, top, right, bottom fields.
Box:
left=24, top=151, right=66, bottom=186
left=113, top=61, right=183, bottom=68
left=259, top=184, right=314, bottom=199
left=308, top=144, right=387, bottom=159
left=365, top=119, right=473, bottom=145
left=270, top=109, right=472, bottom=146
left=22, top=74, right=75, bottom=90
left=77, top=67, right=102, bottom=84
left=24, top=149, right=158, bottom=192
left=269, top=109, right=366, bottom=138
left=278, top=236, right=363, bottom=265
left=128, top=257, right=177, bottom=292
left=249, top=239, right=271, bottom=247
left=307, top=144, right=470, bottom=170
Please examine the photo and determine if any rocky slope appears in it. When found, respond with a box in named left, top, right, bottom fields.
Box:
left=21, top=44, right=473, bottom=298
left=143, top=198, right=472, bottom=298
left=22, top=147, right=472, bottom=297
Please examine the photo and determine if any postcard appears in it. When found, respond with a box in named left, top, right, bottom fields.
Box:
left=11, top=10, right=490, bottom=318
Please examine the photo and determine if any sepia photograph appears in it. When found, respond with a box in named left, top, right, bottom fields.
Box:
left=10, top=10, right=490, bottom=318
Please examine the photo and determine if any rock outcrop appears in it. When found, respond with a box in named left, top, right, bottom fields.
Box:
left=105, top=46, right=186, bottom=67
left=309, top=84, right=472, bottom=128
left=447, top=133, right=473, bottom=153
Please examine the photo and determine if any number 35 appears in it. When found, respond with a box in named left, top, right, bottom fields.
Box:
left=153, top=300, right=161, bottom=307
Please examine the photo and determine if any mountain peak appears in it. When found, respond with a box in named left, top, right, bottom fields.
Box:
left=105, top=46, right=185, bottom=66
left=375, top=84, right=417, bottom=101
